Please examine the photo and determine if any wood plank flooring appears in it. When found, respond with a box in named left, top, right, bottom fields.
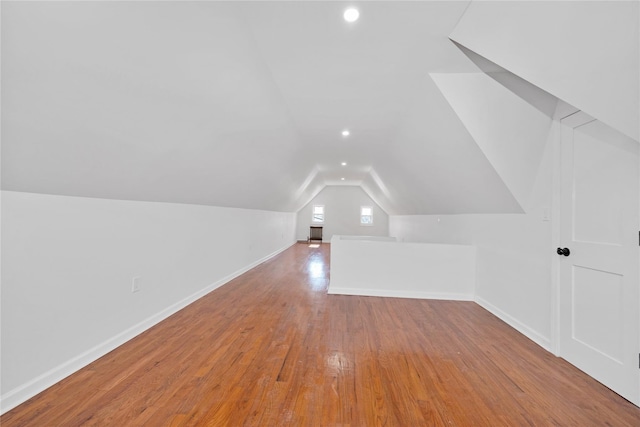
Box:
left=3, top=243, right=640, bottom=426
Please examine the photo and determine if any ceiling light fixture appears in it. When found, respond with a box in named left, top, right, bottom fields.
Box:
left=341, top=178, right=345, bottom=181
left=341, top=162, right=347, bottom=166
left=343, top=8, right=359, bottom=23
left=342, top=129, right=350, bottom=137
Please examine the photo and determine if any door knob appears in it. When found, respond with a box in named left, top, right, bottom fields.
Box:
left=557, top=247, right=570, bottom=256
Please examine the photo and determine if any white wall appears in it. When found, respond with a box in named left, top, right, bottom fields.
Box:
left=430, top=72, right=552, bottom=210
left=390, top=123, right=557, bottom=350
left=450, top=1, right=639, bottom=142
left=0, top=191, right=296, bottom=412
left=329, top=236, right=475, bottom=301
left=296, top=186, right=389, bottom=242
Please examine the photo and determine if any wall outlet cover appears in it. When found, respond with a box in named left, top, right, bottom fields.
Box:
left=132, top=277, right=141, bottom=293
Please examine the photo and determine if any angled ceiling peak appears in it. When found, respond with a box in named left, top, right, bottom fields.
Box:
left=450, top=1, right=639, bottom=142
left=8, top=1, right=627, bottom=217
left=450, top=41, right=560, bottom=119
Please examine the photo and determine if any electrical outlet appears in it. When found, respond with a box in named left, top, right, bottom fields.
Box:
left=132, top=276, right=141, bottom=293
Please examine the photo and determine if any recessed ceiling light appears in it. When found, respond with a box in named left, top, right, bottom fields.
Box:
left=342, top=129, right=350, bottom=137
left=343, top=8, right=359, bottom=23
left=341, top=162, right=347, bottom=166
left=341, top=178, right=345, bottom=181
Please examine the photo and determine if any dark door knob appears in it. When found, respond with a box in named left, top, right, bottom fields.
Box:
left=557, top=247, right=570, bottom=256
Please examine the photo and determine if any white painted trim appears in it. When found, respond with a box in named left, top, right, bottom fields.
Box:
left=550, top=112, right=599, bottom=356
left=327, top=287, right=473, bottom=302
left=475, top=296, right=552, bottom=352
left=550, top=112, right=608, bottom=358
left=549, top=119, right=563, bottom=356
left=0, top=241, right=296, bottom=415
left=560, top=110, right=595, bottom=129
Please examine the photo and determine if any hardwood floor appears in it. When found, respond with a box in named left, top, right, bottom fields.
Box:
left=3, top=243, right=640, bottom=426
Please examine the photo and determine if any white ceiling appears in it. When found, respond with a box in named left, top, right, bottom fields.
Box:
left=2, top=1, right=615, bottom=214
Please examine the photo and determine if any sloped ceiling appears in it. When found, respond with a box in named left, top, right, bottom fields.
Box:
left=450, top=0, right=639, bottom=142
left=2, top=1, right=636, bottom=214
left=430, top=72, right=552, bottom=210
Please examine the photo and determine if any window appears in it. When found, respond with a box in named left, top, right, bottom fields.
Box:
left=360, top=206, right=373, bottom=225
left=312, top=205, right=325, bottom=223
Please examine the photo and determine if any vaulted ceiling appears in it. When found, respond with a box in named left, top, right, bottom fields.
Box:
left=2, top=1, right=637, bottom=214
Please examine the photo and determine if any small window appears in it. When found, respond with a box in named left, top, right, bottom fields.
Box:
left=312, top=205, right=325, bottom=223
left=360, top=206, right=373, bottom=225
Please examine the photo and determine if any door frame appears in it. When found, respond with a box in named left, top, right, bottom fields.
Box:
left=550, top=110, right=592, bottom=356
left=550, top=110, right=640, bottom=404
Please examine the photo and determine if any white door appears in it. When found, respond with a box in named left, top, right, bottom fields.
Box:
left=559, top=112, right=639, bottom=405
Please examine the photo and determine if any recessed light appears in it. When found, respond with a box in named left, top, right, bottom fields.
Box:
left=341, top=162, right=347, bottom=166
left=341, top=178, right=345, bottom=181
left=342, top=129, right=350, bottom=137
left=343, top=8, right=359, bottom=23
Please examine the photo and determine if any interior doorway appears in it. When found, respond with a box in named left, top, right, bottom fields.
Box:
left=557, top=112, right=639, bottom=405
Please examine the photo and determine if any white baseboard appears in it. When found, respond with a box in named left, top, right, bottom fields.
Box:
left=474, top=296, right=552, bottom=351
left=327, top=286, right=473, bottom=301
left=0, top=241, right=295, bottom=415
